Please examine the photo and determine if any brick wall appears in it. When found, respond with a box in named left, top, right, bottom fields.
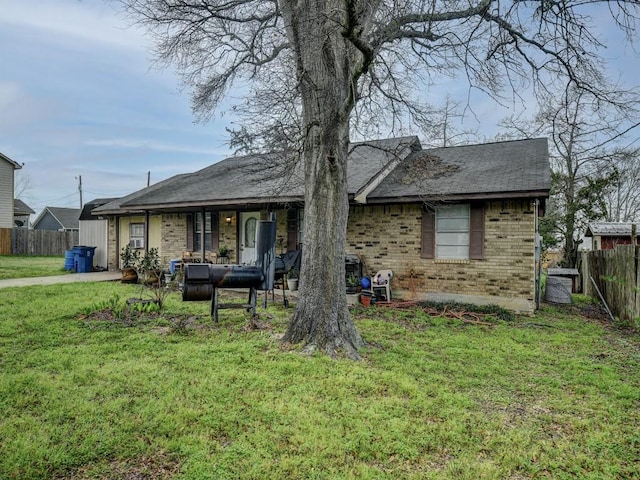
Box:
left=346, top=200, right=536, bottom=303
left=107, top=217, right=117, bottom=270
left=159, top=213, right=188, bottom=263
left=106, top=202, right=536, bottom=306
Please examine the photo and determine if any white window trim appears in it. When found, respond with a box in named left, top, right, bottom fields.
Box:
left=129, top=223, right=145, bottom=249
left=435, top=204, right=470, bottom=260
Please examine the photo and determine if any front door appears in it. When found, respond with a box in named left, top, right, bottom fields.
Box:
left=239, top=211, right=260, bottom=264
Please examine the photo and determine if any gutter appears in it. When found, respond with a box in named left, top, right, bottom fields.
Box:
left=365, top=189, right=551, bottom=204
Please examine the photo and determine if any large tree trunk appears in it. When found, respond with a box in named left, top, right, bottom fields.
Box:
left=280, top=0, right=365, bottom=358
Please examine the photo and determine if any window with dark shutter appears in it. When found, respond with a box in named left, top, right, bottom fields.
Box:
left=421, top=209, right=435, bottom=259
left=287, top=209, right=298, bottom=251
left=186, top=214, right=194, bottom=251
left=211, top=212, right=220, bottom=252
left=422, top=203, right=485, bottom=260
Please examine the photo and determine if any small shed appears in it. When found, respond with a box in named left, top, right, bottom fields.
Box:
left=547, top=268, right=579, bottom=293
left=79, top=198, right=115, bottom=270
left=585, top=222, right=638, bottom=250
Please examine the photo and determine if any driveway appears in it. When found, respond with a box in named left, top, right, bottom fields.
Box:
left=0, top=271, right=122, bottom=289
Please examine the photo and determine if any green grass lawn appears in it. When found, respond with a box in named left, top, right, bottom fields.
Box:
left=0, top=255, right=70, bottom=280
left=1, top=283, right=639, bottom=479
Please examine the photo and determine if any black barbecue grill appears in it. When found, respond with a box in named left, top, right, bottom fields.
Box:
left=182, top=216, right=277, bottom=321
left=182, top=263, right=265, bottom=322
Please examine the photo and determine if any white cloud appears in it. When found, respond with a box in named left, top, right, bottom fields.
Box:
left=0, top=0, right=149, bottom=51
left=84, top=138, right=229, bottom=157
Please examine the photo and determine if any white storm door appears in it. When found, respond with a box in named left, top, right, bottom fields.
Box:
left=239, top=211, right=260, bottom=264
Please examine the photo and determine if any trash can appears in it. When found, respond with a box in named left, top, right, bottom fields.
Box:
left=169, top=259, right=182, bottom=274
left=64, top=250, right=75, bottom=271
left=73, top=246, right=97, bottom=273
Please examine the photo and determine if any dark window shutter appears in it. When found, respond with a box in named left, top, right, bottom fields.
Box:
left=469, top=203, right=485, bottom=260
left=211, top=212, right=219, bottom=252
left=421, top=209, right=435, bottom=259
left=186, top=213, right=194, bottom=251
left=287, top=209, right=298, bottom=251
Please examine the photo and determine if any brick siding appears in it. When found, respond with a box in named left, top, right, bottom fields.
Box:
left=346, top=200, right=536, bottom=304
left=106, top=202, right=536, bottom=307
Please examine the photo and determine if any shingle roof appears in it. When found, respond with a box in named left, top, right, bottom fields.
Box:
left=37, top=207, right=81, bottom=229
left=79, top=198, right=118, bottom=220
left=368, top=137, right=550, bottom=201
left=96, top=137, right=421, bottom=213
left=91, top=174, right=188, bottom=215
left=14, top=199, right=34, bottom=215
left=94, top=136, right=550, bottom=214
left=585, top=222, right=639, bottom=237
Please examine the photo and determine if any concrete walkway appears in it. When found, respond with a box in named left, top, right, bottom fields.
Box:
left=0, top=271, right=122, bottom=289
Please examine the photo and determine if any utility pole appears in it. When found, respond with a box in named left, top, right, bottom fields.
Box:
left=147, top=171, right=151, bottom=187
left=76, top=175, right=83, bottom=209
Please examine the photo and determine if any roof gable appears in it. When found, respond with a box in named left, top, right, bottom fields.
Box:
left=0, top=152, right=22, bottom=170
left=33, top=207, right=81, bottom=230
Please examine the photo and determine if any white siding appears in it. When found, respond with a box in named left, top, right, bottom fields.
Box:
left=79, top=219, right=109, bottom=268
left=0, top=160, right=15, bottom=228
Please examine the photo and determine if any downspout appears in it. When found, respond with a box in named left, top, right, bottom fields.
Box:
left=144, top=211, right=150, bottom=254
left=201, top=207, right=206, bottom=262
left=535, top=199, right=542, bottom=309
left=115, top=215, right=120, bottom=270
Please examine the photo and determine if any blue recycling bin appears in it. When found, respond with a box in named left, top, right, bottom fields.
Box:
left=73, top=246, right=97, bottom=273
left=64, top=250, right=75, bottom=271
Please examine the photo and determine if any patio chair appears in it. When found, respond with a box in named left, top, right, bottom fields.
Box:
left=273, top=250, right=301, bottom=307
left=372, top=269, right=393, bottom=302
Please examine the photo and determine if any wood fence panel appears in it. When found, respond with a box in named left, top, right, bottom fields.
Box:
left=11, top=229, right=78, bottom=256
left=632, top=246, right=640, bottom=319
left=0, top=228, right=11, bottom=255
left=584, top=245, right=639, bottom=323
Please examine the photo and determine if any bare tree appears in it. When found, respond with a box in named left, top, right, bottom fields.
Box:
left=602, top=150, right=640, bottom=222
left=14, top=169, right=32, bottom=202
left=501, top=85, right=640, bottom=266
left=117, top=0, right=639, bottom=357
left=422, top=95, right=479, bottom=147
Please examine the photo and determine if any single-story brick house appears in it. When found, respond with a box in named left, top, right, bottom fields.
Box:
left=94, top=136, right=550, bottom=312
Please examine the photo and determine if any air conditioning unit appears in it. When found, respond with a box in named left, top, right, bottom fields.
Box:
left=130, top=238, right=144, bottom=249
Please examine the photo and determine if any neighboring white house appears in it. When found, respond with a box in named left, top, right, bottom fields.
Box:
left=0, top=153, right=22, bottom=228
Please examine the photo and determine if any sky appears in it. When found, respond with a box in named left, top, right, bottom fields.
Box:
left=1, top=1, right=638, bottom=218
left=1, top=0, right=233, bottom=216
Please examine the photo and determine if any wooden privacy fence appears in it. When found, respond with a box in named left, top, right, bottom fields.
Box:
left=0, top=228, right=78, bottom=256
left=0, top=228, right=10, bottom=255
left=581, top=246, right=640, bottom=323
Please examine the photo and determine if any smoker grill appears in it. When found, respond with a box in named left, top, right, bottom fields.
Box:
left=182, top=263, right=265, bottom=322
left=182, top=216, right=276, bottom=321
